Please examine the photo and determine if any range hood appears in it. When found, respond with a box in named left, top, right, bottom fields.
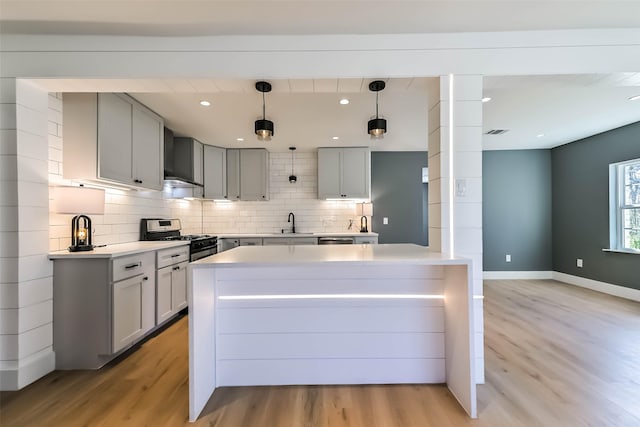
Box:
left=164, top=127, right=203, bottom=189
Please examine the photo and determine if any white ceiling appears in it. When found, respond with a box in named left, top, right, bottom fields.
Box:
left=7, top=1, right=640, bottom=151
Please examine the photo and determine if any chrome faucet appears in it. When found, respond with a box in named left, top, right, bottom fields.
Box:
left=287, top=212, right=295, bottom=234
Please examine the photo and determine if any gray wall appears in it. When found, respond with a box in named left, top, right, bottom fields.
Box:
left=371, top=152, right=428, bottom=245
left=551, top=121, right=640, bottom=290
left=483, top=150, right=553, bottom=271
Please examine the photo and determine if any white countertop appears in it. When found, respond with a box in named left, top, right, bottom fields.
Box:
left=191, top=243, right=468, bottom=267
left=48, top=240, right=190, bottom=259
left=217, top=232, right=378, bottom=238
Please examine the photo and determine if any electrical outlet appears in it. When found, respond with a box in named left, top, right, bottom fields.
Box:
left=577, top=258, right=583, bottom=268
left=505, top=254, right=511, bottom=263
left=383, top=217, right=389, bottom=225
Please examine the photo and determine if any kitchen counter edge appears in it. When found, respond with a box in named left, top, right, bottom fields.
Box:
left=48, top=241, right=190, bottom=259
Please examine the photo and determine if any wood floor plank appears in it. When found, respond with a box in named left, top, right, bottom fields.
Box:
left=1, top=279, right=639, bottom=427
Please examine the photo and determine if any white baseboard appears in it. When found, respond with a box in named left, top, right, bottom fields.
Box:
left=552, top=272, right=640, bottom=303
left=483, top=271, right=553, bottom=280
left=0, top=350, right=55, bottom=391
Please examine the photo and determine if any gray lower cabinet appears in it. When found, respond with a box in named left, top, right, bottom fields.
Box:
left=52, top=251, right=156, bottom=369
left=354, top=236, right=378, bottom=244
left=156, top=246, right=190, bottom=325
left=156, top=261, right=188, bottom=325
left=263, top=237, right=318, bottom=245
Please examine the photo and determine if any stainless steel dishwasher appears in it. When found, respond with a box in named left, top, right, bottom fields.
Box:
left=318, top=237, right=354, bottom=245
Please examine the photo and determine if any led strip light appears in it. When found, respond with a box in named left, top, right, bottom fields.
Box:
left=219, top=294, right=445, bottom=301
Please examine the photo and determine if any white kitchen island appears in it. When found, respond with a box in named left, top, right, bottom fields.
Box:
left=188, top=244, right=476, bottom=421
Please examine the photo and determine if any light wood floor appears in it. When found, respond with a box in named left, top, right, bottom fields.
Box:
left=2, top=279, right=639, bottom=427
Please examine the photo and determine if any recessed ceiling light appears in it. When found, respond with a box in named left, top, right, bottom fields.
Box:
left=236, top=137, right=244, bottom=142
left=199, top=100, right=211, bottom=107
left=339, top=98, right=350, bottom=105
left=332, top=136, right=339, bottom=140
left=536, top=134, right=545, bottom=138
left=481, top=97, right=492, bottom=103
left=629, top=94, right=640, bottom=101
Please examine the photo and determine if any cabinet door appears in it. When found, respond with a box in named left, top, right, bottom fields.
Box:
left=171, top=262, right=188, bottom=312
left=204, top=145, right=227, bottom=199
left=98, top=93, right=133, bottom=184
left=113, top=275, right=144, bottom=353
left=240, top=149, right=269, bottom=200
left=317, top=148, right=342, bottom=199
left=341, top=147, right=370, bottom=199
left=157, top=266, right=173, bottom=325
left=226, top=149, right=241, bottom=200
left=141, top=271, right=155, bottom=333
left=192, top=140, right=204, bottom=185
left=132, top=106, right=164, bottom=190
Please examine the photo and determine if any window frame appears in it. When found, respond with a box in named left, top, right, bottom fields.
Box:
left=609, top=157, right=640, bottom=253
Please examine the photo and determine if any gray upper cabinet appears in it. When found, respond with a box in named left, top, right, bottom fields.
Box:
left=63, top=93, right=164, bottom=191
left=318, top=147, right=370, bottom=199
left=240, top=149, right=270, bottom=201
left=226, top=149, right=241, bottom=200
left=203, top=145, right=227, bottom=199
left=226, top=148, right=269, bottom=201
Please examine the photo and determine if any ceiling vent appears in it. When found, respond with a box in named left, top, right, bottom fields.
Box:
left=485, top=129, right=509, bottom=135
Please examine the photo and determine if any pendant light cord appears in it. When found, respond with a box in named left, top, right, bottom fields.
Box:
left=376, top=91, right=379, bottom=119
left=262, top=91, right=266, bottom=120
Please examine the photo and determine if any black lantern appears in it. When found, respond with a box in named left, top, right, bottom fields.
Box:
left=70, top=215, right=93, bottom=252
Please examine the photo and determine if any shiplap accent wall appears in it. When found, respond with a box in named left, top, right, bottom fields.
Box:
left=0, top=79, right=55, bottom=390
left=428, top=76, right=484, bottom=384
left=203, top=151, right=360, bottom=235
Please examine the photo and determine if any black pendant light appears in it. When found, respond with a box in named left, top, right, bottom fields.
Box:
left=255, top=81, right=274, bottom=141
left=289, top=146, right=297, bottom=183
left=367, top=80, right=387, bottom=139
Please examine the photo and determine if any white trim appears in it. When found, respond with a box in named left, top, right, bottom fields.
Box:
left=552, top=272, right=640, bottom=303
left=483, top=271, right=553, bottom=280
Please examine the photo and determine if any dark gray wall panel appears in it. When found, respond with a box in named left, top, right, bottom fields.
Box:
left=551, top=121, right=640, bottom=290
left=371, top=152, right=428, bottom=245
left=483, top=150, right=552, bottom=271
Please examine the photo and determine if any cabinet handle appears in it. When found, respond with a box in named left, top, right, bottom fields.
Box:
left=124, top=262, right=141, bottom=269
left=134, top=179, right=143, bottom=184
left=143, top=276, right=149, bottom=281
left=170, top=254, right=181, bottom=258
left=173, top=266, right=181, bottom=271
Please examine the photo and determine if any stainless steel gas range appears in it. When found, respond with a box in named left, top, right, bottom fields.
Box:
left=140, top=218, right=218, bottom=261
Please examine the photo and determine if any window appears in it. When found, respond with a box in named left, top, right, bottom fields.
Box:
left=610, top=158, right=640, bottom=252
